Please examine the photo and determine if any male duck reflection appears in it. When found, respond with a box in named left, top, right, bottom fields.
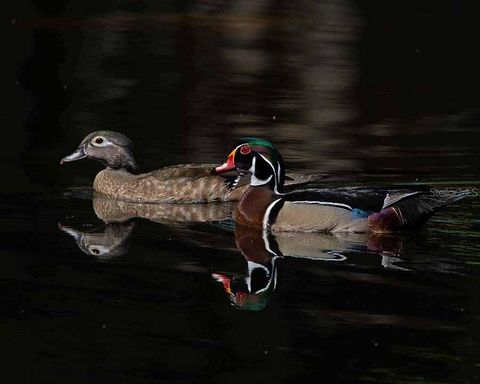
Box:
left=214, top=138, right=470, bottom=233
left=60, top=131, right=310, bottom=203
left=212, top=226, right=406, bottom=311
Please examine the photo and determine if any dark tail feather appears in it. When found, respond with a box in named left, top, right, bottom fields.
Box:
left=392, top=191, right=472, bottom=229
left=368, top=190, right=472, bottom=232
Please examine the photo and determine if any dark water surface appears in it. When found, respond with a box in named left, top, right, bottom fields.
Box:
left=4, top=1, right=480, bottom=383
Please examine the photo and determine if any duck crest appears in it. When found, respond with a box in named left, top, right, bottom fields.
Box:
left=235, top=186, right=276, bottom=228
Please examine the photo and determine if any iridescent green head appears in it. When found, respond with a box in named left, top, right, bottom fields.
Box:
left=214, top=138, right=285, bottom=192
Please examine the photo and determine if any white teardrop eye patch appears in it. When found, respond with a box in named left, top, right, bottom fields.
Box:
left=91, top=136, right=110, bottom=147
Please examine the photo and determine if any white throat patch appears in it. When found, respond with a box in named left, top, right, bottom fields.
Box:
left=249, top=154, right=279, bottom=188
left=251, top=174, right=273, bottom=186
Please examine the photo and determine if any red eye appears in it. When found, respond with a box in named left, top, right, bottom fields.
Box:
left=240, top=145, right=251, bottom=155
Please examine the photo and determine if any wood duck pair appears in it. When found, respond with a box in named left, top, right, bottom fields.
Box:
left=61, top=131, right=312, bottom=203
left=214, top=138, right=470, bottom=233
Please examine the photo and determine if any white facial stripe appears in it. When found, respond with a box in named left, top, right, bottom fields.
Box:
left=250, top=156, right=272, bottom=186
left=230, top=143, right=244, bottom=157
left=256, top=153, right=282, bottom=191
left=257, top=153, right=276, bottom=175
left=248, top=156, right=256, bottom=173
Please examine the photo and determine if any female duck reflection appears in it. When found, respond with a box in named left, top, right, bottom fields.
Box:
left=59, top=194, right=237, bottom=260
left=59, top=221, right=135, bottom=260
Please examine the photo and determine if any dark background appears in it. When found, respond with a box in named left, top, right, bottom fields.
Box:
left=2, top=1, right=480, bottom=384
left=4, top=0, right=480, bottom=192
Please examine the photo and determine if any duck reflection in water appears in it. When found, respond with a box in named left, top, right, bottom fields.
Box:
left=59, top=193, right=237, bottom=260
left=59, top=221, right=135, bottom=260
left=212, top=226, right=406, bottom=311
left=91, top=193, right=235, bottom=224
left=60, top=194, right=407, bottom=309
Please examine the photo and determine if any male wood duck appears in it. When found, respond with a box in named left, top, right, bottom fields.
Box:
left=214, top=138, right=471, bottom=233
left=60, top=131, right=249, bottom=203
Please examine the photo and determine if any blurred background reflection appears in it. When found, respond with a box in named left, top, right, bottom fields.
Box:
left=6, top=1, right=480, bottom=192
left=3, top=1, right=480, bottom=383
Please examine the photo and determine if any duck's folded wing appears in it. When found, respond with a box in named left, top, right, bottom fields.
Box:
left=281, top=189, right=389, bottom=212
left=381, top=191, right=424, bottom=209
left=147, top=164, right=214, bottom=179
left=270, top=201, right=369, bottom=232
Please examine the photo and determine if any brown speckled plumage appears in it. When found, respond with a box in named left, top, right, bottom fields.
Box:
left=61, top=131, right=247, bottom=203
left=93, top=165, right=246, bottom=203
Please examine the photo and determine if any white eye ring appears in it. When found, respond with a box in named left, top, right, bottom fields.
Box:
left=91, top=136, right=110, bottom=147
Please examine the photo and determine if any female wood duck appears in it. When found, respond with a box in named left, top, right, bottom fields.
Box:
left=60, top=131, right=249, bottom=203
left=214, top=138, right=470, bottom=233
